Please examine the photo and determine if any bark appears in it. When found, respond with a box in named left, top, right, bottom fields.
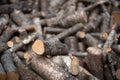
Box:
left=32, top=39, right=68, bottom=56
left=1, top=50, right=19, bottom=80
left=64, top=36, right=79, bottom=51
left=78, top=42, right=86, bottom=52
left=76, top=31, right=103, bottom=47
left=86, top=47, right=104, bottom=80
left=103, top=65, right=113, bottom=80
left=12, top=52, right=43, bottom=80
left=52, top=23, right=84, bottom=40
left=25, top=52, right=77, bottom=80
left=44, top=27, right=66, bottom=34
left=11, top=10, right=32, bottom=26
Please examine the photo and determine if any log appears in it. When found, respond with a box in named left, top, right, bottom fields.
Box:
left=44, top=27, right=66, bottom=34
left=0, top=62, right=7, bottom=80
left=12, top=52, right=43, bottom=80
left=0, top=14, right=9, bottom=34
left=103, top=64, right=113, bottom=80
left=11, top=10, right=32, bottom=26
left=1, top=50, right=19, bottom=80
left=24, top=52, right=77, bottom=80
left=86, top=47, right=104, bottom=80
left=78, top=42, right=86, bottom=52
left=102, top=24, right=116, bottom=60
left=64, top=36, right=79, bottom=51
left=32, top=39, right=68, bottom=56
left=51, top=23, right=84, bottom=40
left=76, top=31, right=103, bottom=47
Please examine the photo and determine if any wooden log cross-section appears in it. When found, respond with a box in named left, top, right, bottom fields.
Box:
left=32, top=39, right=69, bottom=56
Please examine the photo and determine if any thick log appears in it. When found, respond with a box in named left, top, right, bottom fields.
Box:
left=24, top=52, right=77, bottom=80
left=32, top=39, right=68, bottom=56
left=0, top=62, right=7, bottom=80
left=64, top=36, right=79, bottom=51
left=86, top=47, right=104, bottom=80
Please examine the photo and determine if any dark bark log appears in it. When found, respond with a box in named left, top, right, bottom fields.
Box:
left=52, top=23, right=84, bottom=40
left=44, top=27, right=66, bottom=34
left=86, top=47, right=104, bottom=80
left=103, top=64, right=113, bottom=80
left=112, top=44, right=120, bottom=55
left=25, top=52, right=77, bottom=80
left=0, top=1, right=33, bottom=14
left=32, top=39, right=68, bottom=56
left=0, top=62, right=7, bottom=80
left=64, top=36, right=79, bottom=51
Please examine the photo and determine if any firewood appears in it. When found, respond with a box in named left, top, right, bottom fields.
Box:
left=1, top=50, right=19, bottom=80
left=103, top=64, right=113, bottom=80
left=102, top=24, right=116, bottom=61
left=16, top=51, right=25, bottom=59
left=0, top=62, right=7, bottom=80
left=86, top=47, right=104, bottom=80
left=78, top=42, right=86, bottom=52
left=12, top=52, right=43, bottom=80
left=24, top=52, right=77, bottom=80
left=0, top=14, right=9, bottom=34
left=11, top=10, right=32, bottom=26
left=116, top=68, right=120, bottom=80
left=64, top=36, right=79, bottom=51
left=32, top=39, right=68, bottom=56
left=44, top=27, right=66, bottom=34
left=52, top=23, right=84, bottom=40
left=112, top=44, right=120, bottom=55
left=76, top=31, right=103, bottom=47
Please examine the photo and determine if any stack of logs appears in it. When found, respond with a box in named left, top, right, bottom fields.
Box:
left=0, top=0, right=120, bottom=80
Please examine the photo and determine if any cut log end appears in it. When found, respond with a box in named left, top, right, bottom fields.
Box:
left=116, top=69, right=120, bottom=80
left=101, top=32, right=108, bottom=39
left=7, top=72, right=19, bottom=80
left=106, top=48, right=112, bottom=53
left=76, top=31, right=86, bottom=39
left=7, top=41, right=14, bottom=48
left=24, top=53, right=30, bottom=60
left=32, top=40, right=45, bottom=55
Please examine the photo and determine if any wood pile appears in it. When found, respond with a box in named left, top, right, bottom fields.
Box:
left=0, top=0, right=120, bottom=80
